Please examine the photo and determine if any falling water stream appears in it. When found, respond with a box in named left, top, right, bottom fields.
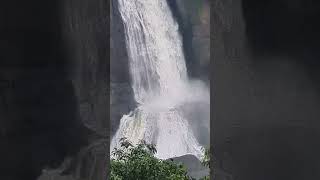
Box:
left=111, top=0, right=208, bottom=159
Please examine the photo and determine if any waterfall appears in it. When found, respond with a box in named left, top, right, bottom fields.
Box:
left=111, top=0, right=209, bottom=159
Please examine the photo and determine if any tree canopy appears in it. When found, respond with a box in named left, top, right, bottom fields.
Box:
left=110, top=138, right=210, bottom=180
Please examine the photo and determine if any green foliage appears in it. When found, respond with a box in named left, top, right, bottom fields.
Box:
left=199, top=176, right=210, bottom=180
left=110, top=138, right=191, bottom=180
left=200, top=147, right=210, bottom=180
left=201, top=147, right=210, bottom=168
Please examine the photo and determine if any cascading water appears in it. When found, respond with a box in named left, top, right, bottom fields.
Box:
left=111, top=0, right=209, bottom=159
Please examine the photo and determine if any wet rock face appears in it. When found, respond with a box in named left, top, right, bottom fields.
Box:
left=111, top=0, right=131, bottom=84
left=110, top=82, right=135, bottom=135
left=167, top=0, right=210, bottom=82
left=39, top=0, right=109, bottom=179
left=110, top=0, right=136, bottom=136
left=180, top=101, right=210, bottom=146
left=63, top=0, right=109, bottom=137
left=170, top=154, right=209, bottom=179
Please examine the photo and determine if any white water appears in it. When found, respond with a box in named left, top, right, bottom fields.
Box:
left=111, top=0, right=209, bottom=159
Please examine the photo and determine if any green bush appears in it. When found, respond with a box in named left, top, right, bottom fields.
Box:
left=199, top=147, right=210, bottom=180
left=201, top=147, right=210, bottom=168
left=110, top=138, right=191, bottom=180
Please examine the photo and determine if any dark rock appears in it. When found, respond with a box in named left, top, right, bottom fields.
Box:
left=110, top=82, right=135, bottom=135
left=0, top=0, right=109, bottom=179
left=36, top=0, right=110, bottom=179
left=170, top=154, right=209, bottom=179
left=212, top=0, right=320, bottom=179
left=110, top=0, right=136, bottom=137
left=38, top=139, right=107, bottom=180
left=180, top=101, right=210, bottom=146
left=167, top=0, right=210, bottom=82
left=110, top=0, right=131, bottom=83
left=63, top=0, right=109, bottom=137
left=0, top=0, right=105, bottom=179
